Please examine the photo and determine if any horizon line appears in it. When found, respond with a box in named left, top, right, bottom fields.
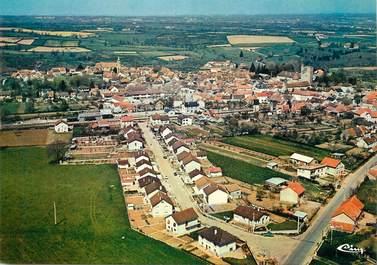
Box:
left=0, top=12, right=376, bottom=17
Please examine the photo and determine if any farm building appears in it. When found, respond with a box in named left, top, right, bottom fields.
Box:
left=265, top=177, right=288, bottom=192
left=290, top=153, right=316, bottom=166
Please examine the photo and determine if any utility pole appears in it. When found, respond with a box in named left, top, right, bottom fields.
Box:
left=53, top=201, right=57, bottom=225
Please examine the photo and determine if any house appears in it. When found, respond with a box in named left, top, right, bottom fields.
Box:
left=150, top=191, right=174, bottom=217
left=172, top=141, right=190, bottom=156
left=138, top=176, right=160, bottom=188
left=159, top=126, right=173, bottom=138
left=188, top=169, right=206, bottom=183
left=194, top=176, right=212, bottom=195
left=177, top=115, right=193, bottom=126
left=54, top=120, right=69, bottom=133
left=117, top=159, right=130, bottom=169
left=290, top=153, right=315, bottom=166
left=127, top=135, right=144, bottom=151
left=135, top=159, right=153, bottom=172
left=224, top=184, right=242, bottom=199
left=150, top=114, right=170, bottom=127
left=198, top=226, right=237, bottom=257
left=177, top=151, right=191, bottom=163
left=357, top=136, right=377, bottom=150
left=297, top=164, right=326, bottom=180
left=331, top=195, right=364, bottom=233
left=280, top=181, right=305, bottom=204
left=233, top=206, right=270, bottom=230
left=182, top=155, right=201, bottom=173
left=321, top=157, right=345, bottom=177
left=144, top=182, right=167, bottom=199
left=135, top=151, right=150, bottom=164
left=122, top=126, right=137, bottom=139
left=138, top=168, right=158, bottom=179
left=203, top=184, right=228, bottom=205
left=120, top=115, right=135, bottom=128
left=208, top=167, right=222, bottom=177
left=165, top=208, right=200, bottom=235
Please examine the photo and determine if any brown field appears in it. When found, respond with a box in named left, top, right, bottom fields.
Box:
left=158, top=55, right=188, bottom=61
left=206, top=44, right=232, bottom=48
left=27, top=46, right=91, bottom=53
left=227, top=35, right=295, bottom=45
left=0, top=37, right=21, bottom=43
left=0, top=43, right=17, bottom=47
left=16, top=38, right=35, bottom=45
left=0, top=129, right=72, bottom=147
left=0, top=27, right=94, bottom=38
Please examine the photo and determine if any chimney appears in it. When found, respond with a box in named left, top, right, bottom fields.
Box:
left=214, top=229, right=217, bottom=235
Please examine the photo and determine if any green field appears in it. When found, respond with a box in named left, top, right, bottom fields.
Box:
left=206, top=151, right=290, bottom=185
left=222, top=135, right=330, bottom=160
left=0, top=147, right=205, bottom=264
left=316, top=229, right=376, bottom=264
left=268, top=220, right=298, bottom=231
left=44, top=40, right=79, bottom=47
left=356, top=179, right=377, bottom=215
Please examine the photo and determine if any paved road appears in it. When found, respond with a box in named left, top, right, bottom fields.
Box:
left=140, top=122, right=298, bottom=263
left=284, top=154, right=377, bottom=265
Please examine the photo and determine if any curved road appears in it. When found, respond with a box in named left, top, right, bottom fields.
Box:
left=284, top=154, right=377, bottom=265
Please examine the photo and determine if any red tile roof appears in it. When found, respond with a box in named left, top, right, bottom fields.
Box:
left=332, top=195, right=364, bottom=221
left=287, top=182, right=305, bottom=196
left=321, top=157, right=341, bottom=168
left=330, top=221, right=355, bottom=233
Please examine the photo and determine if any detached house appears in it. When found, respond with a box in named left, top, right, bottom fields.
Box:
left=297, top=164, right=326, bottom=180
left=172, top=141, right=190, bottom=156
left=321, top=157, right=345, bottom=177
left=144, top=182, right=167, bottom=199
left=203, top=184, right=228, bottom=205
left=150, top=191, right=174, bottom=217
left=233, top=206, right=270, bottom=230
left=165, top=207, right=200, bottom=235
left=120, top=115, right=135, bottom=128
left=280, top=181, right=305, bottom=204
left=127, top=134, right=144, bottom=151
left=182, top=155, right=201, bottom=173
left=159, top=126, right=173, bottom=138
left=177, top=115, right=193, bottom=126
left=54, top=120, right=69, bottom=133
left=135, top=159, right=153, bottom=172
left=150, top=114, right=170, bottom=127
left=331, top=195, right=364, bottom=233
left=198, top=226, right=237, bottom=257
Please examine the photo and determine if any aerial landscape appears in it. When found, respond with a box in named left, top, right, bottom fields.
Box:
left=0, top=0, right=376, bottom=264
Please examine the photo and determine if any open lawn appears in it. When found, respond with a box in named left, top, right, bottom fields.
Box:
left=222, top=135, right=330, bottom=160
left=206, top=151, right=290, bottom=185
left=27, top=46, right=91, bottom=52
left=268, top=220, right=297, bottom=231
left=0, top=147, right=205, bottom=264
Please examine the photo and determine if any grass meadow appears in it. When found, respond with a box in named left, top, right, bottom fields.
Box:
left=0, top=147, right=205, bottom=264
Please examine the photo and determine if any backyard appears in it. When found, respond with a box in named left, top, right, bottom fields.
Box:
left=0, top=147, right=205, bottom=264
left=206, top=151, right=290, bottom=185
left=222, top=135, right=330, bottom=160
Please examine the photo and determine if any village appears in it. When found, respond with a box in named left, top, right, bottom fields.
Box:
left=1, top=58, right=376, bottom=265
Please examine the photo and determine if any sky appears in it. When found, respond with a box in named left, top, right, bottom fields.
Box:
left=0, top=0, right=375, bottom=16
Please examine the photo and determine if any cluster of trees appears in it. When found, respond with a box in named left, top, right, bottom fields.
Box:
left=0, top=75, right=101, bottom=98
left=223, top=116, right=260, bottom=137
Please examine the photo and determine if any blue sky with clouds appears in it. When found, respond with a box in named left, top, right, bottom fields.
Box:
left=0, top=0, right=375, bottom=16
